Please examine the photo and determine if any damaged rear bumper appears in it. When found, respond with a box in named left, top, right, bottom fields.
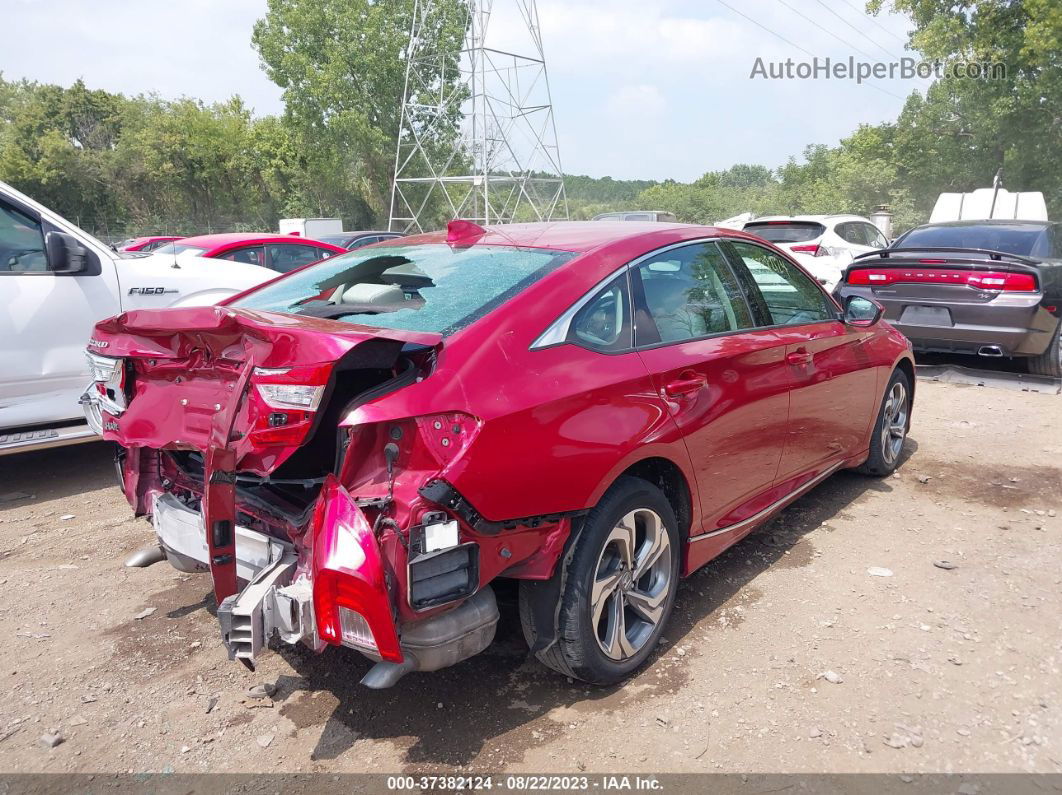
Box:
left=141, top=480, right=497, bottom=684
left=149, top=492, right=316, bottom=663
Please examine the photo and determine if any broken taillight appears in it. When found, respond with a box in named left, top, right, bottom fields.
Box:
left=338, top=607, right=377, bottom=651
left=312, top=480, right=403, bottom=661
left=86, top=352, right=128, bottom=416
left=248, top=364, right=332, bottom=446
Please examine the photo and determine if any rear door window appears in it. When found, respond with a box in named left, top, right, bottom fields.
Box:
left=723, top=241, right=835, bottom=327
left=836, top=222, right=866, bottom=245
left=631, top=242, right=753, bottom=345
left=862, top=224, right=888, bottom=248
left=220, top=246, right=266, bottom=267
left=266, top=243, right=326, bottom=272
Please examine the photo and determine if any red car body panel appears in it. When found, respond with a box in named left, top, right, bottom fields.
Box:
left=87, top=221, right=914, bottom=667
left=119, top=236, right=183, bottom=252
left=176, top=233, right=348, bottom=260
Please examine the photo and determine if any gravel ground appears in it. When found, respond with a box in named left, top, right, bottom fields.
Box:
left=0, top=378, right=1059, bottom=775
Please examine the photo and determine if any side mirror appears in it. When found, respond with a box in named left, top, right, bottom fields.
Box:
left=843, top=295, right=884, bottom=327
left=45, top=231, right=88, bottom=274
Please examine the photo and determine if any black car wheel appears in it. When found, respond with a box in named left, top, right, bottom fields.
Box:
left=520, top=476, right=680, bottom=685
left=1026, top=321, right=1062, bottom=378
left=856, top=368, right=911, bottom=477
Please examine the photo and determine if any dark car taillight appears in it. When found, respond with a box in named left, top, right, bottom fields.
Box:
left=847, top=268, right=1037, bottom=292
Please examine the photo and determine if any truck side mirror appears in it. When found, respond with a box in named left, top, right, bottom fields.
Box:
left=45, top=231, right=88, bottom=274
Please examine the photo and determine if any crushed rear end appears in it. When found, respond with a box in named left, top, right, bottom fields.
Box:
left=82, top=305, right=500, bottom=686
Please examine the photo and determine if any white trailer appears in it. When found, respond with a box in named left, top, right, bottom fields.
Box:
left=278, top=218, right=344, bottom=238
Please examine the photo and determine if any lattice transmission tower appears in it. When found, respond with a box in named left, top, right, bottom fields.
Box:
left=388, top=0, right=568, bottom=232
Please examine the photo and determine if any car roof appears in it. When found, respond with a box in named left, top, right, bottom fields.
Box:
left=393, top=221, right=755, bottom=253
left=908, top=220, right=1054, bottom=231
left=746, top=214, right=869, bottom=224
left=333, top=230, right=401, bottom=236
left=176, top=232, right=345, bottom=249
left=593, top=210, right=673, bottom=216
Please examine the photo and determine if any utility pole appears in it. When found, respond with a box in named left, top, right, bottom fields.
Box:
left=388, top=0, right=568, bottom=232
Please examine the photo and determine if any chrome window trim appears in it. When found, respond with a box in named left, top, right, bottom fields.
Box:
left=530, top=237, right=728, bottom=351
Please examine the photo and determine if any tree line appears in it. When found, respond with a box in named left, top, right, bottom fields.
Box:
left=0, top=0, right=1057, bottom=238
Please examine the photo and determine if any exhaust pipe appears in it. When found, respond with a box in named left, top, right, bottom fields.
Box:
left=978, top=345, right=1004, bottom=357
left=125, top=544, right=167, bottom=568
left=360, top=586, right=499, bottom=689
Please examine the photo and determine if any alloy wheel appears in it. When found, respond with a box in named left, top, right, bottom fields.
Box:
left=880, top=381, right=908, bottom=465
left=590, top=508, right=673, bottom=661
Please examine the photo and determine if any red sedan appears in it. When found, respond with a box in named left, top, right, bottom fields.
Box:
left=153, top=232, right=347, bottom=272
left=84, top=221, right=914, bottom=687
left=116, top=235, right=183, bottom=253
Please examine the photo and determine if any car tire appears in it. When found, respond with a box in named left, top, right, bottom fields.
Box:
left=856, top=368, right=912, bottom=477
left=519, top=476, right=680, bottom=685
left=1026, top=321, right=1062, bottom=378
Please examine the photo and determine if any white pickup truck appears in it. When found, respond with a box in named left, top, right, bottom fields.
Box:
left=0, top=180, right=276, bottom=455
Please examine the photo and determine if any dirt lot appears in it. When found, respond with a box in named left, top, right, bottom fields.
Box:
left=0, top=377, right=1059, bottom=775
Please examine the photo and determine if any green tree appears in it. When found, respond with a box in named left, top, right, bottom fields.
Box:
left=870, top=0, right=1062, bottom=213
left=252, top=0, right=468, bottom=221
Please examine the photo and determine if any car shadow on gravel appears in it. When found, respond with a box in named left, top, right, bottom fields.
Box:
left=264, top=440, right=918, bottom=771
left=0, top=441, right=116, bottom=504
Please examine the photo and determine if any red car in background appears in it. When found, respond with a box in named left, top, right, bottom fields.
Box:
left=152, top=232, right=347, bottom=273
left=84, top=221, right=914, bottom=688
left=116, top=235, right=183, bottom=253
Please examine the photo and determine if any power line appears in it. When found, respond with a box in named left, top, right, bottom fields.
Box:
left=714, top=0, right=815, bottom=59
left=837, top=0, right=908, bottom=45
left=713, top=0, right=906, bottom=101
left=772, top=0, right=932, bottom=88
left=810, top=0, right=898, bottom=60
left=774, top=0, right=880, bottom=61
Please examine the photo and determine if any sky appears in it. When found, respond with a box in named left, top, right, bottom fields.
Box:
left=2, top=0, right=926, bottom=183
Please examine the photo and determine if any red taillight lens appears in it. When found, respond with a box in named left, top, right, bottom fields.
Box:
left=790, top=244, right=827, bottom=257
left=847, top=268, right=1037, bottom=292
left=247, top=364, right=332, bottom=446
left=312, top=479, right=402, bottom=661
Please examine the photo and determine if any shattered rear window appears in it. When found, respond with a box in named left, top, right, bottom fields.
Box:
left=230, top=243, right=576, bottom=335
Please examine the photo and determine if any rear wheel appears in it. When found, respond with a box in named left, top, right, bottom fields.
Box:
left=856, top=368, right=911, bottom=477
left=1026, top=322, right=1061, bottom=378
left=520, top=477, right=680, bottom=685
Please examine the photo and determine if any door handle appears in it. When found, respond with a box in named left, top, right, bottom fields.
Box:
left=662, top=372, right=707, bottom=397
left=786, top=350, right=813, bottom=366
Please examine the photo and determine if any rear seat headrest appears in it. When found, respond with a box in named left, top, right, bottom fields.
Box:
left=339, top=282, right=406, bottom=306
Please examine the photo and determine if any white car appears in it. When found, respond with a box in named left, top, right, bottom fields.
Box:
left=0, top=180, right=277, bottom=455
left=742, top=214, right=889, bottom=290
